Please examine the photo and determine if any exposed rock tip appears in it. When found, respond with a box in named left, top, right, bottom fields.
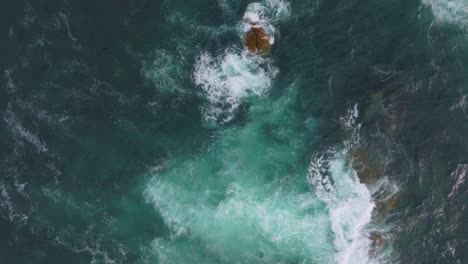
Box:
left=244, top=26, right=270, bottom=54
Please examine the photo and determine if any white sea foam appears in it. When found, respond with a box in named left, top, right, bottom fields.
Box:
left=192, top=0, right=293, bottom=123
left=0, top=184, right=29, bottom=225
left=145, top=179, right=334, bottom=263
left=59, top=233, right=123, bottom=264
left=245, top=0, right=291, bottom=22
left=143, top=49, right=185, bottom=93
left=422, top=0, right=468, bottom=31
left=264, top=0, right=291, bottom=21
left=144, top=84, right=338, bottom=262
left=193, top=51, right=278, bottom=123
left=4, top=109, right=48, bottom=152
left=308, top=105, right=375, bottom=264
left=308, top=150, right=374, bottom=264
left=4, top=69, right=16, bottom=94
left=370, top=176, right=400, bottom=203
left=340, top=103, right=359, bottom=130
left=241, top=0, right=290, bottom=43
left=58, top=12, right=77, bottom=42
left=144, top=1, right=353, bottom=262
left=449, top=164, right=468, bottom=197
left=242, top=3, right=276, bottom=45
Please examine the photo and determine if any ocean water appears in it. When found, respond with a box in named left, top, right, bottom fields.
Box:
left=1, top=0, right=468, bottom=263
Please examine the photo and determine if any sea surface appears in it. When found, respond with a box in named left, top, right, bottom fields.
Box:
left=1, top=0, right=468, bottom=263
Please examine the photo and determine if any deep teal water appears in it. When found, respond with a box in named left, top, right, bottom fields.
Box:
left=1, top=0, right=468, bottom=263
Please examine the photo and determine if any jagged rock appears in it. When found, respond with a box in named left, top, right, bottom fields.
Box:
left=244, top=23, right=270, bottom=54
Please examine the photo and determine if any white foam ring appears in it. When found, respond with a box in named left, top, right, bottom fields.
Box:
left=193, top=50, right=278, bottom=123
left=241, top=0, right=291, bottom=44
left=242, top=3, right=275, bottom=45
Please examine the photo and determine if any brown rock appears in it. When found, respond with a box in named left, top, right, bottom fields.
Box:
left=367, top=231, right=385, bottom=256
left=350, top=147, right=384, bottom=184
left=375, top=193, right=400, bottom=215
left=244, top=26, right=270, bottom=54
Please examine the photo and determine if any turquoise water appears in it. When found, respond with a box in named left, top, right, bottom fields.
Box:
left=1, top=0, right=468, bottom=263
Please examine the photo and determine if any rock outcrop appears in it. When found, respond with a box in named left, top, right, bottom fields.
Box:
left=244, top=22, right=270, bottom=54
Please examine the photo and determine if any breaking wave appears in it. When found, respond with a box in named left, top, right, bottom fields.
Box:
left=193, top=50, right=278, bottom=123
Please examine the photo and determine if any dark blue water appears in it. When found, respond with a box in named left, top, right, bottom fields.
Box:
left=1, top=0, right=468, bottom=263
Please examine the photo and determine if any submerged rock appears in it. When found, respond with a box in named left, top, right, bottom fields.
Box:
left=351, top=146, right=384, bottom=184
left=375, top=193, right=400, bottom=215
left=368, top=231, right=385, bottom=256
left=244, top=21, right=270, bottom=54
